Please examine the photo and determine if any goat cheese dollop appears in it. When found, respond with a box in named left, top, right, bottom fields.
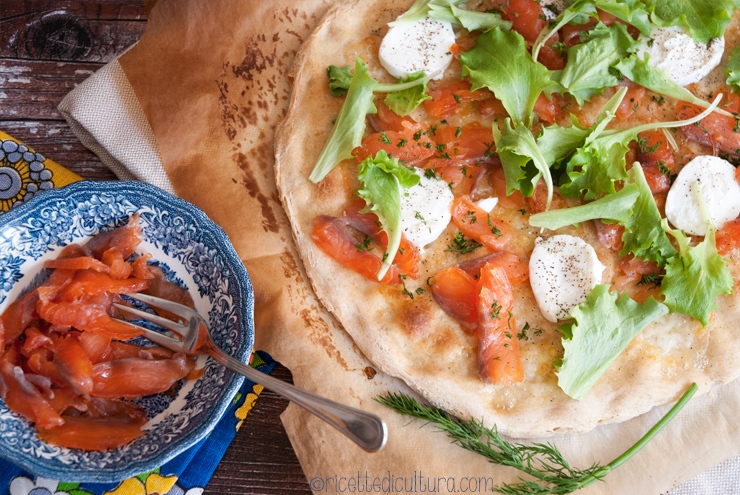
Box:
left=379, top=18, right=455, bottom=81
left=400, top=169, right=454, bottom=248
left=635, top=26, right=724, bottom=86
left=529, top=235, right=605, bottom=323
left=665, top=155, right=740, bottom=236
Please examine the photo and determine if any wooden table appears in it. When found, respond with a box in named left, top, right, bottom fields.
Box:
left=0, top=1, right=312, bottom=493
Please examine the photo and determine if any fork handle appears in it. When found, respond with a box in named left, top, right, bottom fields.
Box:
left=205, top=347, right=388, bottom=452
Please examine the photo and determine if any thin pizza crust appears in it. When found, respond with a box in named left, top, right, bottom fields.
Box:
left=275, top=0, right=740, bottom=438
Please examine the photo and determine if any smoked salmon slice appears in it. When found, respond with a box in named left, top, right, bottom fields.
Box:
left=456, top=252, right=529, bottom=285
left=101, top=247, right=133, bottom=280
left=476, top=264, right=524, bottom=384
left=451, top=196, right=512, bottom=251
left=312, top=199, right=421, bottom=285
left=85, top=213, right=143, bottom=259
left=0, top=352, right=64, bottom=430
left=38, top=415, right=147, bottom=451
left=92, top=353, right=195, bottom=398
left=57, top=270, right=150, bottom=301
left=44, top=256, right=110, bottom=273
left=53, top=335, right=94, bottom=395
left=36, top=299, right=142, bottom=340
left=1, top=289, right=39, bottom=345
left=432, top=252, right=528, bottom=332
left=432, top=267, right=478, bottom=331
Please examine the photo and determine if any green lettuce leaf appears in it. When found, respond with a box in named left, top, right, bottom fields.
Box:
left=726, top=47, right=740, bottom=92
left=529, top=182, right=639, bottom=229
left=310, top=59, right=433, bottom=183
left=431, top=4, right=512, bottom=32
left=660, top=220, right=733, bottom=325
left=357, top=150, right=420, bottom=280
left=596, top=0, right=652, bottom=35
left=389, top=0, right=456, bottom=25
left=559, top=22, right=637, bottom=105
left=494, top=118, right=554, bottom=208
left=326, top=65, right=353, bottom=97
left=620, top=164, right=677, bottom=263
left=390, top=0, right=511, bottom=31
left=533, top=0, right=651, bottom=60
left=492, top=88, right=625, bottom=205
left=461, top=27, right=555, bottom=126
left=645, top=0, right=738, bottom=44
left=310, top=59, right=378, bottom=183
left=383, top=72, right=431, bottom=116
left=556, top=284, right=669, bottom=400
left=615, top=55, right=734, bottom=117
left=536, top=117, right=592, bottom=166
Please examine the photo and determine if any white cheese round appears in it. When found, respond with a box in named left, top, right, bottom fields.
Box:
left=529, top=235, right=605, bottom=323
left=379, top=18, right=455, bottom=81
left=635, top=26, right=724, bottom=87
left=665, top=155, right=740, bottom=236
left=401, top=169, right=454, bottom=248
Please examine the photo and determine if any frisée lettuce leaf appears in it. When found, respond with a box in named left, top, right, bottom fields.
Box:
left=560, top=94, right=723, bottom=199
left=558, top=22, right=637, bottom=105
left=493, top=118, right=554, bottom=209
left=311, top=59, right=378, bottom=183
left=311, top=58, right=432, bottom=183
left=660, top=220, right=733, bottom=326
left=556, top=284, right=669, bottom=400
left=533, top=0, right=651, bottom=61
left=390, top=0, right=511, bottom=32
left=645, top=0, right=739, bottom=45
left=327, top=64, right=353, bottom=97
left=461, top=27, right=556, bottom=127
left=383, top=72, right=431, bottom=116
left=356, top=150, right=420, bottom=281
left=725, top=47, right=740, bottom=92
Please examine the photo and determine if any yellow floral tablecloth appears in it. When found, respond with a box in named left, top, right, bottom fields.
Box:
left=0, top=131, right=81, bottom=212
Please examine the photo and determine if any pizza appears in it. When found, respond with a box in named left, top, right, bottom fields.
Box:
left=274, top=0, right=740, bottom=438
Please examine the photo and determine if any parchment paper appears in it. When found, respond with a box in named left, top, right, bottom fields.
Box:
left=118, top=1, right=740, bottom=493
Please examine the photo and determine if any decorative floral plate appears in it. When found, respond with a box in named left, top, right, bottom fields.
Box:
left=0, top=180, right=254, bottom=482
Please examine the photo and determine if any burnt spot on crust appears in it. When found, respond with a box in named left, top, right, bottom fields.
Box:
left=399, top=300, right=434, bottom=339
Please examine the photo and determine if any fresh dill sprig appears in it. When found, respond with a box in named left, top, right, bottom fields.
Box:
left=376, top=383, right=697, bottom=494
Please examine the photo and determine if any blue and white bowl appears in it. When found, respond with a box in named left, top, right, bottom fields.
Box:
left=0, top=181, right=254, bottom=482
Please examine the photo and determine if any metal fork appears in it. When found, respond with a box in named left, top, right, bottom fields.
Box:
left=112, top=293, right=387, bottom=452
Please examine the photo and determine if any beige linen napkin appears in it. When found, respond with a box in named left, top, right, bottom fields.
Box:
left=58, top=1, right=740, bottom=493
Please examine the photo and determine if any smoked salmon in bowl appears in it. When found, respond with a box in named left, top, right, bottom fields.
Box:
left=0, top=180, right=254, bottom=482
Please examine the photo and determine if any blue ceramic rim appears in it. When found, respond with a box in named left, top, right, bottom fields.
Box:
left=0, top=180, right=255, bottom=482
